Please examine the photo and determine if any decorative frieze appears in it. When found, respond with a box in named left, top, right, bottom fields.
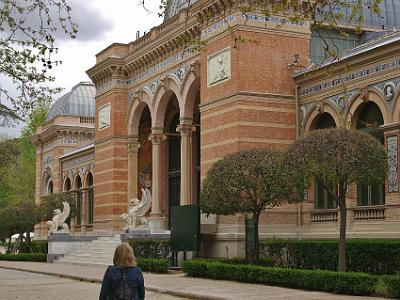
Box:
left=387, top=136, right=398, bottom=193
left=62, top=153, right=95, bottom=172
left=300, top=58, right=400, bottom=97
left=207, top=48, right=231, bottom=87
left=99, top=104, right=111, bottom=130
left=326, top=90, right=357, bottom=114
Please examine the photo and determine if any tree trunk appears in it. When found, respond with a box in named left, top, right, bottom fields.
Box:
left=338, top=201, right=347, bottom=272
left=245, top=213, right=260, bottom=264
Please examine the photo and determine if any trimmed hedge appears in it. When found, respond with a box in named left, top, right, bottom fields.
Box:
left=182, top=259, right=378, bottom=296
left=129, top=239, right=170, bottom=259
left=382, top=276, right=400, bottom=299
left=0, top=253, right=47, bottom=262
left=4, top=241, right=48, bottom=254
left=219, top=257, right=275, bottom=267
left=137, top=258, right=169, bottom=273
left=261, top=239, right=400, bottom=275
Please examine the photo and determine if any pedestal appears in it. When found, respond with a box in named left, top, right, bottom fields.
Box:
left=148, top=216, right=167, bottom=233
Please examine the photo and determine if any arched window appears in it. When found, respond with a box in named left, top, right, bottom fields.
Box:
left=356, top=102, right=385, bottom=206
left=48, top=181, right=53, bottom=195
left=312, top=113, right=337, bottom=209
left=75, top=176, right=82, bottom=226
left=314, top=112, right=336, bottom=130
left=86, top=172, right=94, bottom=225
left=64, top=178, right=71, bottom=192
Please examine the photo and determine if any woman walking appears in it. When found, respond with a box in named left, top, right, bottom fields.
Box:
left=99, top=243, right=145, bottom=300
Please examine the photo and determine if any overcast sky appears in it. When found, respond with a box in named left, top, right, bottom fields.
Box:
left=1, top=0, right=162, bottom=137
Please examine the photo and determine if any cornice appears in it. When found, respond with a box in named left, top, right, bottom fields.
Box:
left=34, top=124, right=95, bottom=144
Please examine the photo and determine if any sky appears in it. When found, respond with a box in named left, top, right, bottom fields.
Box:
left=1, top=0, right=163, bottom=137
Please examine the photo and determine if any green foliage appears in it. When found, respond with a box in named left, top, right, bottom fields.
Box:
left=201, top=149, right=304, bottom=217
left=18, top=241, right=48, bottom=254
left=128, top=239, right=170, bottom=259
left=287, top=128, right=387, bottom=272
left=261, top=240, right=400, bottom=275
left=1, top=0, right=77, bottom=117
left=382, top=275, right=400, bottom=299
left=137, top=258, right=169, bottom=273
left=219, top=257, right=275, bottom=267
left=0, top=253, right=47, bottom=262
left=182, top=259, right=378, bottom=296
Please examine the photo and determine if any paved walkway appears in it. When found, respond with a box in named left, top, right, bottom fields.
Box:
left=0, top=261, right=389, bottom=300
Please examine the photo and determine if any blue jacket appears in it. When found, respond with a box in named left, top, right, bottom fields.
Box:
left=99, top=265, right=145, bottom=300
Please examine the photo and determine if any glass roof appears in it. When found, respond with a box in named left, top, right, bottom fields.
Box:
left=46, top=82, right=96, bottom=122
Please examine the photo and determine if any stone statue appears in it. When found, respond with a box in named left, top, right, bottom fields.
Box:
left=121, top=187, right=152, bottom=230
left=47, top=201, right=70, bottom=234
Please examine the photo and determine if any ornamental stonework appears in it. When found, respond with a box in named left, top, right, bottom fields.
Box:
left=207, top=48, right=231, bottom=87
left=388, top=136, right=399, bottom=193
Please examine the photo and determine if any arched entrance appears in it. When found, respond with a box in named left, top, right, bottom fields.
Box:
left=355, top=101, right=385, bottom=206
left=86, top=172, right=94, bottom=225
left=75, top=176, right=82, bottom=226
left=165, top=96, right=181, bottom=227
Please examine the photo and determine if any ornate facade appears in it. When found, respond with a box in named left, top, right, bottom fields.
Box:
left=34, top=0, right=400, bottom=257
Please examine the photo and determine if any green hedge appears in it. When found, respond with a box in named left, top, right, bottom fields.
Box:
left=382, top=276, right=400, bottom=299
left=4, top=241, right=48, bottom=254
left=219, top=257, right=275, bottom=267
left=182, top=259, right=378, bottom=296
left=0, top=253, right=47, bottom=262
left=129, top=239, right=170, bottom=259
left=261, top=239, right=400, bottom=275
left=137, top=258, right=169, bottom=273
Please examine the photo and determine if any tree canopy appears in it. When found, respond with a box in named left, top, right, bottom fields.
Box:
left=0, top=0, right=77, bottom=117
left=286, top=128, right=387, bottom=271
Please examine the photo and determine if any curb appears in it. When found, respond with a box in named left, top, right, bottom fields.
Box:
left=0, top=265, right=227, bottom=300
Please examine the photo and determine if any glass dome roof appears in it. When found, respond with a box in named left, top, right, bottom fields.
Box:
left=164, top=0, right=199, bottom=20
left=46, top=82, right=96, bottom=122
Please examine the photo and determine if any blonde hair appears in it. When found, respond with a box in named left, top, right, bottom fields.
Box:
left=113, top=243, right=137, bottom=267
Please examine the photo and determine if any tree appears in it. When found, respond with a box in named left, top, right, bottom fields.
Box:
left=286, top=128, right=387, bottom=272
left=0, top=0, right=77, bottom=117
left=201, top=149, right=305, bottom=262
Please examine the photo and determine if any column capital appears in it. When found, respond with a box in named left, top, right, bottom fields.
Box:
left=149, top=128, right=166, bottom=144
left=127, top=140, right=141, bottom=153
left=177, top=119, right=196, bottom=136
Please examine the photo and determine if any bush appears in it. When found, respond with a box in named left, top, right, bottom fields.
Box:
left=137, top=258, right=169, bottom=273
left=0, top=253, right=47, bottom=262
left=219, top=257, right=275, bottom=267
left=19, top=241, right=48, bottom=253
left=382, top=276, right=400, bottom=299
left=261, top=239, right=400, bottom=275
left=129, top=239, right=170, bottom=259
left=182, top=259, right=378, bottom=296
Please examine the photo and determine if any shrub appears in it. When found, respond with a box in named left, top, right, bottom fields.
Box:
left=219, top=257, right=275, bottom=267
left=0, top=253, right=47, bottom=262
left=382, top=276, right=400, bottom=299
left=19, top=241, right=48, bottom=253
left=129, top=239, right=170, bottom=259
left=182, top=259, right=378, bottom=296
left=261, top=239, right=400, bottom=275
left=137, top=258, right=169, bottom=273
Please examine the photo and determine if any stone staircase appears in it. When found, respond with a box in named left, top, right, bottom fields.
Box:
left=56, top=234, right=121, bottom=265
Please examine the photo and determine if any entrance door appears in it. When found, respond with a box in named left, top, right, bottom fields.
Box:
left=168, top=114, right=181, bottom=227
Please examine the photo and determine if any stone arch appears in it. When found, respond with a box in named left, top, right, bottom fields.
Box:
left=346, top=89, right=389, bottom=128
left=181, top=73, right=200, bottom=120
left=74, top=174, right=82, bottom=190
left=153, top=76, right=183, bottom=128
left=303, top=102, right=341, bottom=134
left=390, top=87, right=400, bottom=122
left=63, top=177, right=72, bottom=192
left=127, top=89, right=153, bottom=136
left=42, top=167, right=54, bottom=195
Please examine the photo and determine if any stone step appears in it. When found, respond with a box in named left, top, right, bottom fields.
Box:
left=55, top=234, right=122, bottom=265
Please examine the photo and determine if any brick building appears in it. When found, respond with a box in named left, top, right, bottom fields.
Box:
left=34, top=0, right=400, bottom=258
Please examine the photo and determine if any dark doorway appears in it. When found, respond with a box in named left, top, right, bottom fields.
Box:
left=168, top=113, right=181, bottom=227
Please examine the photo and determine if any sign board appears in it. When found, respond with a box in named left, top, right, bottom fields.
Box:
left=171, top=204, right=200, bottom=252
left=245, top=218, right=259, bottom=261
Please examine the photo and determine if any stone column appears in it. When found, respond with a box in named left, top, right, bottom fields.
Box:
left=81, top=188, right=88, bottom=234
left=127, top=137, right=141, bottom=202
left=177, top=119, right=195, bottom=206
left=148, top=128, right=167, bottom=232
